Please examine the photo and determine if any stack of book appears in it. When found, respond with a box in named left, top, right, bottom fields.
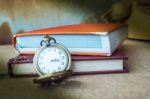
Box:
left=8, top=24, right=128, bottom=77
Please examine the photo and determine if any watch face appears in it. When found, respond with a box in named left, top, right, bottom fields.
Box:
left=34, top=44, right=71, bottom=75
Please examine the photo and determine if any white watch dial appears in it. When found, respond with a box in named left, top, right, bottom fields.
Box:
left=35, top=45, right=70, bottom=75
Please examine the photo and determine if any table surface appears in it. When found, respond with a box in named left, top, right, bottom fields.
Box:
left=0, top=39, right=150, bottom=99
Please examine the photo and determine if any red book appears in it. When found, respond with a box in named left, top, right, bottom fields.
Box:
left=13, top=24, right=127, bottom=56
left=7, top=49, right=128, bottom=77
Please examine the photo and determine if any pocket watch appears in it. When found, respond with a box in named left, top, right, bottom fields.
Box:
left=33, top=35, right=72, bottom=84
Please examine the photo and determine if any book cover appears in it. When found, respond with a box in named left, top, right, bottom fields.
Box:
left=8, top=49, right=128, bottom=77
left=12, top=24, right=128, bottom=56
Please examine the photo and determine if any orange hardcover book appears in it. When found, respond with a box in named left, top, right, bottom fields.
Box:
left=13, top=24, right=128, bottom=56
